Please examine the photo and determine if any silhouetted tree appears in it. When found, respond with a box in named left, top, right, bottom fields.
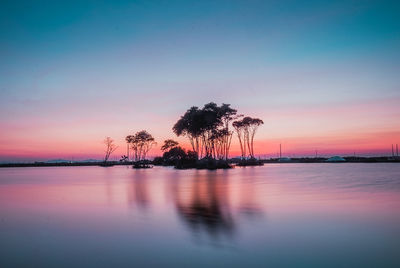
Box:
left=233, top=120, right=246, bottom=159
left=159, top=143, right=198, bottom=168
left=247, top=117, right=263, bottom=158
left=127, top=130, right=156, bottom=161
left=125, top=135, right=135, bottom=160
left=163, top=146, right=187, bottom=163
left=233, top=117, right=264, bottom=159
left=218, top=104, right=239, bottom=159
left=104, top=137, right=118, bottom=162
left=161, top=139, right=179, bottom=152
left=173, top=106, right=203, bottom=157
left=173, top=103, right=237, bottom=160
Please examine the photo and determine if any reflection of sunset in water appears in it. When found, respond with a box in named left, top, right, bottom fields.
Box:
left=1, top=164, right=400, bottom=267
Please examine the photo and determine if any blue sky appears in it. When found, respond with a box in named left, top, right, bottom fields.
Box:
left=0, top=0, right=399, bottom=160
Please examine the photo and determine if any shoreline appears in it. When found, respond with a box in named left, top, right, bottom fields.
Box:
left=0, top=157, right=399, bottom=168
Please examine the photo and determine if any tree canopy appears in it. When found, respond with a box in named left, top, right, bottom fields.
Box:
left=233, top=116, right=264, bottom=159
left=173, top=103, right=239, bottom=160
left=126, top=130, right=156, bottom=161
left=161, top=139, right=179, bottom=152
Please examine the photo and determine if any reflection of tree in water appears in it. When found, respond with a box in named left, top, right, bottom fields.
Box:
left=237, top=173, right=265, bottom=220
left=127, top=170, right=150, bottom=210
left=125, top=168, right=265, bottom=241
left=171, top=170, right=266, bottom=241
left=173, top=172, right=235, bottom=239
left=176, top=185, right=234, bottom=237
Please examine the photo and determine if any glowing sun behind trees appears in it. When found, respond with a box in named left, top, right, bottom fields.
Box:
left=173, top=103, right=263, bottom=160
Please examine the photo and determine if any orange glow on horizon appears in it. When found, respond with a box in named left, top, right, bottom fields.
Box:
left=1, top=97, right=399, bottom=161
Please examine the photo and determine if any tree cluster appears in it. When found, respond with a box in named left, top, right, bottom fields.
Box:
left=154, top=139, right=197, bottom=168
left=232, top=117, right=264, bottom=159
left=126, top=130, right=157, bottom=162
left=173, top=103, right=238, bottom=160
left=103, top=102, right=264, bottom=169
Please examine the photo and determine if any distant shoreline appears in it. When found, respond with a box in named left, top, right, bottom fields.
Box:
left=0, top=157, right=399, bottom=168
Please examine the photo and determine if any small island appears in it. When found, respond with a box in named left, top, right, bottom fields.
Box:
left=120, top=102, right=264, bottom=169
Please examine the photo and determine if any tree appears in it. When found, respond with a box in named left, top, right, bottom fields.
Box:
left=232, top=120, right=246, bottom=159
left=233, top=117, right=264, bottom=159
left=163, top=146, right=187, bottom=163
left=247, top=117, right=263, bottom=158
left=104, top=137, right=118, bottom=162
left=173, top=103, right=237, bottom=160
left=161, top=139, right=179, bottom=152
left=162, top=146, right=198, bottom=168
left=127, top=130, right=156, bottom=161
left=218, top=104, right=239, bottom=160
left=125, top=135, right=135, bottom=160
left=173, top=106, right=203, bottom=157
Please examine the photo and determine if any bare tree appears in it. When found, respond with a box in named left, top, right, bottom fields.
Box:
left=104, top=137, right=118, bottom=162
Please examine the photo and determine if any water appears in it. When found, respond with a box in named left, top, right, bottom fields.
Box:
left=1, top=164, right=399, bottom=267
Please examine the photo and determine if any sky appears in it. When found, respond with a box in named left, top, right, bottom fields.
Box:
left=0, top=0, right=399, bottom=162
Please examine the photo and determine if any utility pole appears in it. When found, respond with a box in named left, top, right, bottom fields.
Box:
left=279, top=143, right=282, bottom=158
left=397, top=144, right=399, bottom=157
left=392, top=144, right=395, bottom=157
left=315, top=149, right=318, bottom=158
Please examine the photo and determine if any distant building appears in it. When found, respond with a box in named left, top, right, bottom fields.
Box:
left=278, top=157, right=291, bottom=162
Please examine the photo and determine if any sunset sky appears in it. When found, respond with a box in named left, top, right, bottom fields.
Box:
left=1, top=0, right=399, bottom=162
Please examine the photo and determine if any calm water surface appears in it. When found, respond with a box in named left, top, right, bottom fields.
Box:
left=1, top=164, right=400, bottom=267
